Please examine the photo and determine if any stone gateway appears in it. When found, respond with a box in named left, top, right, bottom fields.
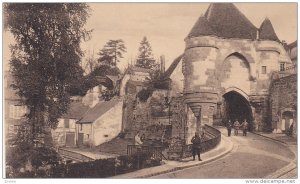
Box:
left=180, top=3, right=295, bottom=132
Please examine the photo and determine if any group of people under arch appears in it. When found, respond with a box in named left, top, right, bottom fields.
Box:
left=226, top=119, right=249, bottom=137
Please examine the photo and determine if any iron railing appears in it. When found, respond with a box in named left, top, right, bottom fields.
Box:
left=183, top=124, right=221, bottom=158
left=127, top=125, right=221, bottom=160
left=127, top=145, right=164, bottom=161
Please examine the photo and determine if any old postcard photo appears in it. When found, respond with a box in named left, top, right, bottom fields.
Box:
left=2, top=2, right=298, bottom=181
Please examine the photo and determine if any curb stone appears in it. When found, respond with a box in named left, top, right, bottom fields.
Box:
left=251, top=132, right=297, bottom=145
left=264, top=162, right=297, bottom=179
left=136, top=135, right=234, bottom=178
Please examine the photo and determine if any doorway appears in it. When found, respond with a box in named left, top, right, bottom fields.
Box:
left=281, top=111, right=294, bottom=132
left=222, top=91, right=253, bottom=131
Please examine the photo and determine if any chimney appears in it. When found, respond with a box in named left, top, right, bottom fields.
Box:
left=160, top=55, right=165, bottom=73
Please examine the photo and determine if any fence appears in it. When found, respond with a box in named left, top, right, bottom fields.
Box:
left=127, top=125, right=221, bottom=160
left=58, top=148, right=94, bottom=162
left=183, top=124, right=221, bottom=158
left=127, top=145, right=164, bottom=161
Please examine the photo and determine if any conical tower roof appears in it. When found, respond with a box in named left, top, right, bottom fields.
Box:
left=259, top=18, right=280, bottom=42
left=187, top=3, right=258, bottom=40
left=187, top=15, right=216, bottom=38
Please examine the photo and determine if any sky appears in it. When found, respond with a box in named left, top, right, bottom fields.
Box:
left=3, top=3, right=298, bottom=72
left=82, top=3, right=297, bottom=71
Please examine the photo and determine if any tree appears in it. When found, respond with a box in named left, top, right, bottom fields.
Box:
left=84, top=49, right=98, bottom=74
left=135, top=36, right=156, bottom=69
left=5, top=3, right=91, bottom=145
left=97, top=39, right=126, bottom=66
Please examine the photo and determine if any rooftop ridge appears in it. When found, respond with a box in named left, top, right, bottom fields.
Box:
left=188, top=3, right=258, bottom=40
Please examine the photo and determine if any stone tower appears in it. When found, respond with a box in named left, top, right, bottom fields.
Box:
left=182, top=3, right=293, bottom=132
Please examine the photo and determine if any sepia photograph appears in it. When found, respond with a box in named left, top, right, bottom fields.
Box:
left=2, top=1, right=298, bottom=182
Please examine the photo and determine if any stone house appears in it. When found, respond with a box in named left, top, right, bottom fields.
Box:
left=76, top=98, right=123, bottom=147
left=52, top=74, right=124, bottom=148
left=52, top=99, right=89, bottom=148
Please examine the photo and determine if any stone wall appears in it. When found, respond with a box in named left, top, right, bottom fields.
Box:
left=122, top=89, right=190, bottom=152
left=269, top=74, right=297, bottom=136
left=93, top=100, right=123, bottom=146
left=123, top=94, right=152, bottom=139
left=170, top=97, right=187, bottom=139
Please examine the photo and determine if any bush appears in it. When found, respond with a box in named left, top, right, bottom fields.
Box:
left=8, top=146, right=162, bottom=178
left=6, top=142, right=62, bottom=178
left=49, top=151, right=161, bottom=178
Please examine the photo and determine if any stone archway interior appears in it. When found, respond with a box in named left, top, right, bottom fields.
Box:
left=222, top=91, right=253, bottom=130
left=281, top=111, right=293, bottom=131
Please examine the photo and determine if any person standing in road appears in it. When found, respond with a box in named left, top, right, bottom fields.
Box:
left=241, top=119, right=248, bottom=136
left=191, top=132, right=202, bottom=161
left=233, top=120, right=240, bottom=136
left=226, top=120, right=233, bottom=137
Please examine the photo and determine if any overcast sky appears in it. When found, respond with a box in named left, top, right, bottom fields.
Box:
left=3, top=3, right=297, bottom=71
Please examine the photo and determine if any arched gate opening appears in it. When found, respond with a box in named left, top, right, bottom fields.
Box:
left=222, top=91, right=254, bottom=131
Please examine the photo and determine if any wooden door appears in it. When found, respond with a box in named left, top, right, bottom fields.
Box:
left=66, top=132, right=75, bottom=147
left=77, top=133, right=84, bottom=147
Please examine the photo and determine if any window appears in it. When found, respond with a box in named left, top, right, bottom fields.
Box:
left=64, top=119, right=70, bottom=128
left=261, top=66, right=267, bottom=74
left=9, top=105, right=26, bottom=119
left=80, top=124, right=83, bottom=131
left=280, top=63, right=285, bottom=71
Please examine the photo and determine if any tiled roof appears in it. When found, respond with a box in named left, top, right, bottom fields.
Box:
left=187, top=16, right=216, bottom=38
left=187, top=3, right=258, bottom=40
left=78, top=98, right=120, bottom=124
left=61, top=101, right=90, bottom=120
left=259, top=18, right=280, bottom=42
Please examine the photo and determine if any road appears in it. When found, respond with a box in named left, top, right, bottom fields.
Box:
left=151, top=129, right=296, bottom=178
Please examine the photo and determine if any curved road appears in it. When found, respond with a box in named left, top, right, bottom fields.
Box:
left=152, top=128, right=296, bottom=178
